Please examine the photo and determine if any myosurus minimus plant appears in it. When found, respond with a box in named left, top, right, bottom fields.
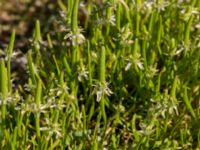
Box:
left=0, top=0, right=200, bottom=149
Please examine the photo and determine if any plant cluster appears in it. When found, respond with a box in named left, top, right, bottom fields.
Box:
left=0, top=0, right=200, bottom=149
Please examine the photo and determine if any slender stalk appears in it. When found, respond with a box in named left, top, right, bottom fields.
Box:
left=47, top=33, right=53, bottom=49
left=71, top=1, right=79, bottom=70
left=184, top=15, right=194, bottom=53
left=71, top=0, right=79, bottom=33
left=7, top=30, right=15, bottom=93
left=35, top=79, right=42, bottom=138
left=170, top=76, right=178, bottom=100
left=71, top=0, right=80, bottom=100
left=27, top=50, right=36, bottom=85
left=99, top=46, right=107, bottom=125
left=135, top=0, right=141, bottom=37
left=183, top=86, right=196, bottom=119
left=34, top=20, right=42, bottom=42
left=116, top=3, right=121, bottom=29
left=87, top=40, right=92, bottom=89
left=0, top=59, right=7, bottom=121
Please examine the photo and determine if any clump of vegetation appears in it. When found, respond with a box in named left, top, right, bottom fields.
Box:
left=0, top=0, right=200, bottom=149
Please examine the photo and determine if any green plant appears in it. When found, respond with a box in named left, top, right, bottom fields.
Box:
left=0, top=0, right=200, bottom=149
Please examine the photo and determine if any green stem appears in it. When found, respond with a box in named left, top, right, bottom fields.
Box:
left=0, top=59, right=7, bottom=121
left=35, top=79, right=42, bottom=138
left=7, top=30, right=15, bottom=93
left=99, top=46, right=107, bottom=125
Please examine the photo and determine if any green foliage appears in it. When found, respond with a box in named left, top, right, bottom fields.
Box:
left=0, top=0, right=200, bottom=149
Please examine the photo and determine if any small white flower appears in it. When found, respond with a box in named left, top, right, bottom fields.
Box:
left=78, top=68, right=89, bottom=82
left=40, top=118, right=62, bottom=139
left=96, top=91, right=103, bottom=102
left=59, top=11, right=66, bottom=18
left=109, top=15, right=116, bottom=26
left=125, top=54, right=144, bottom=71
left=92, top=81, right=113, bottom=102
left=113, top=24, right=134, bottom=48
left=145, top=66, right=158, bottom=78
left=64, top=28, right=85, bottom=46
left=125, top=62, right=132, bottom=71
left=155, top=1, right=170, bottom=12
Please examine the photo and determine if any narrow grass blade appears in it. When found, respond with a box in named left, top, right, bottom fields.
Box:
left=170, top=76, right=178, bottom=100
left=135, top=0, right=141, bottom=36
left=141, top=39, right=147, bottom=69
left=47, top=33, right=53, bottom=49
left=81, top=105, right=86, bottom=135
left=34, top=20, right=42, bottom=42
left=116, top=3, right=121, bottom=29
left=63, top=57, right=72, bottom=77
left=87, top=40, right=92, bottom=88
left=53, top=55, right=60, bottom=76
left=184, top=15, right=194, bottom=52
left=71, top=0, right=79, bottom=33
left=0, top=59, right=7, bottom=121
left=71, top=0, right=80, bottom=66
left=157, top=15, right=163, bottom=47
left=35, top=79, right=42, bottom=138
left=27, top=50, right=36, bottom=85
left=99, top=46, right=107, bottom=125
left=183, top=86, right=196, bottom=119
left=7, top=30, right=15, bottom=93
